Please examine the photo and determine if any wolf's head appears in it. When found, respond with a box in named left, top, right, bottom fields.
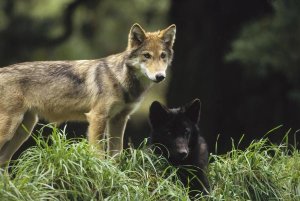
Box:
left=126, top=23, right=176, bottom=83
left=149, top=99, right=201, bottom=162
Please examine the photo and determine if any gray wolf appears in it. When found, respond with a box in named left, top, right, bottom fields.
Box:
left=149, top=99, right=210, bottom=197
left=0, top=23, right=176, bottom=167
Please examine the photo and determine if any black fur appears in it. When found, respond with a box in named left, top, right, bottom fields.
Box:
left=149, top=99, right=210, bottom=198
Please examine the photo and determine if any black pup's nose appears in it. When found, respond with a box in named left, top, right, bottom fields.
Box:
left=155, top=74, right=165, bottom=82
left=178, top=150, right=188, bottom=159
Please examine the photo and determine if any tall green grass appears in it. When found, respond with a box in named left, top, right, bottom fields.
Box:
left=207, top=129, right=300, bottom=201
left=1, top=125, right=300, bottom=201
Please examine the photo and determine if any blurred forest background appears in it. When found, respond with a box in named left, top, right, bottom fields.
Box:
left=0, top=0, right=299, bottom=157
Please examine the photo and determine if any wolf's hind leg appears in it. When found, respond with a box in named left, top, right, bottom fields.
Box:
left=0, top=113, right=25, bottom=166
left=0, top=111, right=38, bottom=166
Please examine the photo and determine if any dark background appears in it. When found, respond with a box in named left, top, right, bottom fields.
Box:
left=0, top=0, right=299, bottom=158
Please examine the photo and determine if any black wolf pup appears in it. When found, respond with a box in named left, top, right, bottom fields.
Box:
left=149, top=99, right=210, bottom=197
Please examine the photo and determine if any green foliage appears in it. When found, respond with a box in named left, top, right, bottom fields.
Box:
left=226, top=0, right=300, bottom=81
left=57, top=0, right=170, bottom=59
left=1, top=125, right=300, bottom=200
left=0, top=0, right=170, bottom=62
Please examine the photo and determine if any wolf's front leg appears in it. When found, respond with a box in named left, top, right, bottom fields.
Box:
left=107, top=111, right=130, bottom=157
left=86, top=110, right=108, bottom=154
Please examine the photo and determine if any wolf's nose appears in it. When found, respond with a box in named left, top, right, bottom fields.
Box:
left=155, top=74, right=165, bottom=82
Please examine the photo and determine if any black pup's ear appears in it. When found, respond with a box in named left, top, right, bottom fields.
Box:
left=149, top=101, right=169, bottom=128
left=185, top=99, right=201, bottom=124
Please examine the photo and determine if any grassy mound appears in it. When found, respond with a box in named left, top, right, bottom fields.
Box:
left=0, top=125, right=188, bottom=201
left=208, top=136, right=300, bottom=201
left=1, top=125, right=300, bottom=200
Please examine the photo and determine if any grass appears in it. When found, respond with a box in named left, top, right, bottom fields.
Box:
left=1, top=125, right=300, bottom=201
left=208, top=137, right=300, bottom=201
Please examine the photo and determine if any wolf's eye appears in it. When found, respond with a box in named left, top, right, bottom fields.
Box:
left=160, top=52, right=166, bottom=59
left=143, top=53, right=152, bottom=59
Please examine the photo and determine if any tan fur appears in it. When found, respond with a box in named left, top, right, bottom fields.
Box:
left=0, top=23, right=176, bottom=166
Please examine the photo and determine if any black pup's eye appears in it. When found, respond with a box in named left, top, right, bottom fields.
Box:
left=143, top=53, right=151, bottom=59
left=184, top=128, right=191, bottom=135
left=160, top=52, right=166, bottom=59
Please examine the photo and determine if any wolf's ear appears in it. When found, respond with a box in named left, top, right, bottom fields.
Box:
left=161, top=24, right=176, bottom=48
left=149, top=101, right=169, bottom=128
left=185, top=99, right=201, bottom=124
left=128, top=23, right=146, bottom=49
